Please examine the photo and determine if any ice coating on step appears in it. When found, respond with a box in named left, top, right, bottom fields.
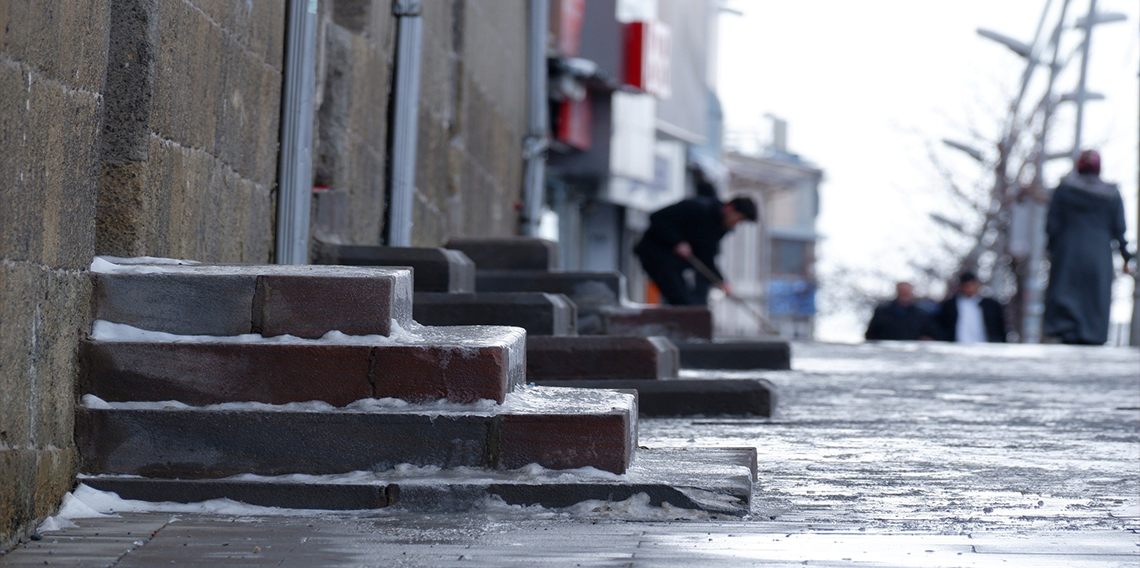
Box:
left=92, top=256, right=412, bottom=280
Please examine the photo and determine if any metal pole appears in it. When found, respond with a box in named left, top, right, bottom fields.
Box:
left=1131, top=73, right=1140, bottom=346
left=275, top=0, right=319, bottom=264
left=387, top=0, right=424, bottom=247
left=521, top=0, right=550, bottom=236
left=1072, top=0, right=1097, bottom=159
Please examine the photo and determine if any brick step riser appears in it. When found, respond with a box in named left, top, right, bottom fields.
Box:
left=526, top=336, right=678, bottom=381
left=314, top=244, right=475, bottom=293
left=81, top=338, right=522, bottom=405
left=412, top=293, right=577, bottom=336
left=94, top=270, right=413, bottom=339
left=444, top=238, right=559, bottom=271
left=578, top=306, right=713, bottom=340
left=534, top=378, right=777, bottom=417
left=76, top=406, right=634, bottom=477
left=678, top=341, right=792, bottom=370
left=475, top=271, right=625, bottom=307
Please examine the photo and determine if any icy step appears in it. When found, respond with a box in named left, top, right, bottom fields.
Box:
left=81, top=323, right=526, bottom=405
left=578, top=304, right=713, bottom=340
left=313, top=244, right=475, bottom=293
left=76, top=386, right=636, bottom=477
left=678, top=339, right=792, bottom=370
left=444, top=237, right=559, bottom=271
left=535, top=377, right=777, bottom=417
left=80, top=447, right=755, bottom=515
left=413, top=292, right=577, bottom=336
left=475, top=270, right=625, bottom=307
left=91, top=260, right=413, bottom=338
left=526, top=336, right=679, bottom=381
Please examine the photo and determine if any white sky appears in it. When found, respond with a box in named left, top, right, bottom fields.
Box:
left=717, top=0, right=1140, bottom=342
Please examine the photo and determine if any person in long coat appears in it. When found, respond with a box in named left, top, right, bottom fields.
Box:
left=1043, top=150, right=1134, bottom=345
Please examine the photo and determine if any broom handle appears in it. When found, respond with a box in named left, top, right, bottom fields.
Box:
left=684, top=255, right=780, bottom=335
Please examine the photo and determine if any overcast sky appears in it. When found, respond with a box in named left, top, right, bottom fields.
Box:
left=717, top=0, right=1140, bottom=342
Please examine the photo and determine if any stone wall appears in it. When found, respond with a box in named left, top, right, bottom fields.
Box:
left=95, top=0, right=284, bottom=263
left=310, top=0, right=397, bottom=246
left=412, top=0, right=528, bottom=246
left=0, top=0, right=109, bottom=549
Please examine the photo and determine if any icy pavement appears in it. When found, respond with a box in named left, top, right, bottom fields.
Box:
left=4, top=342, right=1138, bottom=567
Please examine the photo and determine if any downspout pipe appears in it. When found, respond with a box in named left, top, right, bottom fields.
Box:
left=387, top=0, right=424, bottom=247
left=521, top=0, right=550, bottom=236
left=275, top=0, right=319, bottom=263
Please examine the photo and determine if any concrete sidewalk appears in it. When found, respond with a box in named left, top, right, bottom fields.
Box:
left=4, top=342, right=1137, bottom=567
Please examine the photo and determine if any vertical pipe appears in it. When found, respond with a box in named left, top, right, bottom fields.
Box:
left=521, top=0, right=550, bottom=236
left=275, top=0, right=319, bottom=264
left=387, top=0, right=424, bottom=247
left=1131, top=79, right=1140, bottom=346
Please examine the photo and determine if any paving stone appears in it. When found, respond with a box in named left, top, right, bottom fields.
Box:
left=412, top=292, right=577, bottom=336
left=252, top=274, right=399, bottom=338
left=76, top=408, right=495, bottom=478
left=314, top=243, right=475, bottom=292
left=475, top=270, right=624, bottom=306
left=498, top=388, right=637, bottom=474
left=92, top=264, right=414, bottom=338
left=81, top=326, right=525, bottom=405
left=580, top=305, right=713, bottom=341
left=534, top=378, right=776, bottom=417
left=526, top=336, right=678, bottom=381
left=80, top=340, right=374, bottom=407
left=444, top=237, right=559, bottom=271
left=677, top=340, right=791, bottom=370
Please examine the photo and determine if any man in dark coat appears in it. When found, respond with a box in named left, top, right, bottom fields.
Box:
left=865, top=282, right=933, bottom=341
left=1043, top=150, right=1134, bottom=345
left=635, top=194, right=757, bottom=305
left=935, top=272, right=1006, bottom=343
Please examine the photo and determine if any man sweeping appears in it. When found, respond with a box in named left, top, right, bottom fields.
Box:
left=634, top=194, right=758, bottom=306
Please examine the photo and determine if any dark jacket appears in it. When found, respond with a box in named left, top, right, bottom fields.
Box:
left=1043, top=174, right=1132, bottom=344
left=865, top=301, right=931, bottom=341
left=635, top=196, right=728, bottom=280
left=935, top=296, right=1007, bottom=343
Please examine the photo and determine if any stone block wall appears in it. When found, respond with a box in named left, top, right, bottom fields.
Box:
left=95, top=0, right=284, bottom=263
left=0, top=0, right=109, bottom=549
left=411, top=0, right=528, bottom=246
left=311, top=0, right=396, bottom=246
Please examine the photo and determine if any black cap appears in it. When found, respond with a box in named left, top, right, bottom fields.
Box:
left=958, top=271, right=978, bottom=284
left=728, top=196, right=758, bottom=222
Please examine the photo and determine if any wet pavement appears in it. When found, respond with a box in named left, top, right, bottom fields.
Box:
left=4, top=341, right=1138, bottom=567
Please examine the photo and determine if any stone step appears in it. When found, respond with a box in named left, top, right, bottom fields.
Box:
left=81, top=324, right=526, bottom=405
left=535, top=377, right=776, bottom=417
left=678, top=340, right=792, bottom=370
left=578, top=305, right=713, bottom=340
left=80, top=447, right=755, bottom=515
left=444, top=237, right=559, bottom=271
left=526, top=336, right=678, bottom=381
left=476, top=270, right=625, bottom=307
left=413, top=292, right=577, bottom=336
left=76, top=386, right=636, bottom=477
left=91, top=261, right=413, bottom=339
left=313, top=243, right=475, bottom=293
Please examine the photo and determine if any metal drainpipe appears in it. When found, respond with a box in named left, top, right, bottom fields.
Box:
left=386, top=0, right=424, bottom=247
left=275, top=0, right=319, bottom=264
left=521, top=0, right=550, bottom=237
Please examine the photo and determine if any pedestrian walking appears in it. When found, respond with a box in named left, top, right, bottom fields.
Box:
left=934, top=272, right=1007, bottom=343
left=865, top=282, right=934, bottom=341
left=634, top=193, right=757, bottom=306
left=1042, top=150, right=1134, bottom=345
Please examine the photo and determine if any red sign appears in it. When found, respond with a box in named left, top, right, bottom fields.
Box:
left=623, top=21, right=671, bottom=99
left=556, top=92, right=593, bottom=150
left=556, top=0, right=587, bottom=57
